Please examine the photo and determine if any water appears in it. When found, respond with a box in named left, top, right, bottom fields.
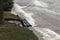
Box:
left=11, top=3, right=36, bottom=27
left=32, top=27, right=60, bottom=40
left=11, top=0, right=60, bottom=40
left=12, top=0, right=60, bottom=27
left=12, top=0, right=48, bottom=27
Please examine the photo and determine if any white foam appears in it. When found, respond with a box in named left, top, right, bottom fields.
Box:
left=11, top=3, right=36, bottom=26
left=33, top=0, right=48, bottom=7
left=33, top=27, right=60, bottom=40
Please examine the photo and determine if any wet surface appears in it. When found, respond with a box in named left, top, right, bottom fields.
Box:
left=14, top=0, right=60, bottom=35
left=23, top=7, right=60, bottom=35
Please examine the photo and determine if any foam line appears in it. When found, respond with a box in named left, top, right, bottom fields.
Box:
left=32, top=27, right=60, bottom=40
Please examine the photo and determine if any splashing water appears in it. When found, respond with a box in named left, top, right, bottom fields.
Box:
left=11, top=0, right=48, bottom=27
left=11, top=3, right=36, bottom=27
left=32, top=27, right=60, bottom=40
left=11, top=0, right=60, bottom=40
left=33, top=0, right=48, bottom=7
